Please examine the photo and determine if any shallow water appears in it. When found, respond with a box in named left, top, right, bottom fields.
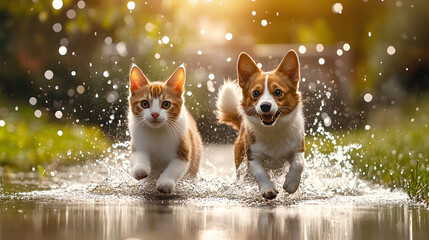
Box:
left=1, top=144, right=428, bottom=239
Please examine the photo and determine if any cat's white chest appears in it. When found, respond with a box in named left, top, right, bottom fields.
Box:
left=132, top=130, right=179, bottom=161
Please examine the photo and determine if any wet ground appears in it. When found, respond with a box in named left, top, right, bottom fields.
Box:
left=1, top=144, right=428, bottom=240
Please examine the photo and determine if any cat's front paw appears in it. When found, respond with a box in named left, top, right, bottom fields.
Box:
left=260, top=185, right=279, bottom=200
left=283, top=173, right=301, bottom=194
left=132, top=165, right=151, bottom=180
left=156, top=178, right=175, bottom=194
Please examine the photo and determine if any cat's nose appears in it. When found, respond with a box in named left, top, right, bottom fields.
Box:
left=151, top=113, right=160, bottom=119
left=260, top=102, right=271, bottom=113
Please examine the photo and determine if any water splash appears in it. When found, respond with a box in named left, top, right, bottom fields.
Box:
left=9, top=125, right=408, bottom=206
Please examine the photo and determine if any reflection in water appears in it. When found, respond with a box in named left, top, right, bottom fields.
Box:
left=0, top=200, right=428, bottom=240
left=0, top=144, right=427, bottom=239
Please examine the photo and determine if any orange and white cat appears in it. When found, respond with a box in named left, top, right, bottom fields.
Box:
left=216, top=50, right=305, bottom=200
left=128, top=64, right=202, bottom=194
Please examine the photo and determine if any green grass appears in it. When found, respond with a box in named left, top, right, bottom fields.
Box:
left=0, top=107, right=111, bottom=172
left=344, top=117, right=429, bottom=204
left=307, top=100, right=429, bottom=204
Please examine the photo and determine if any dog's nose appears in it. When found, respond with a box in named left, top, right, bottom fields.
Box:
left=260, top=102, right=271, bottom=113
left=151, top=113, right=160, bottom=119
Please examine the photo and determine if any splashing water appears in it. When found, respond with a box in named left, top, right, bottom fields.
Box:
left=7, top=124, right=407, bottom=206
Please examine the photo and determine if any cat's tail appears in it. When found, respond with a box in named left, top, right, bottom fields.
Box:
left=216, top=80, right=242, bottom=131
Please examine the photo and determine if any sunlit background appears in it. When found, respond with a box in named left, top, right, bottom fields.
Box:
left=0, top=0, right=428, bottom=202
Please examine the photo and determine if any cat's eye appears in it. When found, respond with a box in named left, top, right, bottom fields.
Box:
left=162, top=101, right=171, bottom=109
left=274, top=89, right=283, bottom=97
left=141, top=100, right=150, bottom=108
left=252, top=90, right=260, bottom=98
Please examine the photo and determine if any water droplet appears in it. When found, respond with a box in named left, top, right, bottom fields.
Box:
left=318, top=58, right=325, bottom=65
left=343, top=43, right=350, bottom=51
left=208, top=73, right=215, bottom=80
left=226, top=57, right=231, bottom=62
left=154, top=53, right=160, bottom=59
left=225, top=33, right=233, bottom=40
left=76, top=85, right=85, bottom=94
left=332, top=3, right=343, bottom=14
left=197, top=50, right=203, bottom=55
left=162, top=36, right=170, bottom=44
left=34, top=110, right=42, bottom=118
left=337, top=49, right=343, bottom=56
left=103, top=70, right=110, bottom=78
left=298, top=45, right=306, bottom=54
left=0, top=120, right=5, bottom=127
left=364, top=93, right=373, bottom=102
left=57, top=130, right=63, bottom=136
left=127, top=1, right=135, bottom=10
left=186, top=91, right=192, bottom=96
left=145, top=23, right=154, bottom=32
left=71, top=71, right=76, bottom=76
left=387, top=46, right=396, bottom=55
left=207, top=80, right=215, bottom=92
left=53, top=23, right=62, bottom=32
left=261, top=19, right=268, bottom=26
left=59, top=46, right=67, bottom=55
left=365, top=125, right=371, bottom=130
left=116, top=42, right=128, bottom=57
left=316, top=44, right=324, bottom=52
left=55, top=111, right=63, bottom=119
left=252, top=11, right=256, bottom=16
left=105, top=37, right=112, bottom=45
left=77, top=0, right=85, bottom=9
left=66, top=9, right=76, bottom=19
left=52, top=0, right=63, bottom=10
left=44, top=70, right=54, bottom=80
left=29, top=97, right=37, bottom=105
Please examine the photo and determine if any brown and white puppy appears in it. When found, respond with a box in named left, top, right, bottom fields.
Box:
left=216, top=51, right=305, bottom=199
left=128, top=64, right=202, bottom=194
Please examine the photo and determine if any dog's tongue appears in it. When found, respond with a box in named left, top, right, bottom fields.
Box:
left=261, top=114, right=273, bottom=122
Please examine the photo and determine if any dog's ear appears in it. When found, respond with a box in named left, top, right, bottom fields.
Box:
left=276, top=50, right=300, bottom=87
left=237, top=52, right=260, bottom=88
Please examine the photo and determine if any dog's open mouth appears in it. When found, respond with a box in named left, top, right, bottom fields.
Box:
left=259, top=111, right=280, bottom=126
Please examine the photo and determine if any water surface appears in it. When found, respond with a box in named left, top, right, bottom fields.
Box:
left=1, top=144, right=428, bottom=240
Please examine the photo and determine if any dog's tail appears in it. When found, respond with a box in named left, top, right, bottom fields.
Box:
left=216, top=80, right=242, bottom=131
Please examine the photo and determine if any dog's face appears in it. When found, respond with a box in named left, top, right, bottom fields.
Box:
left=238, top=51, right=301, bottom=126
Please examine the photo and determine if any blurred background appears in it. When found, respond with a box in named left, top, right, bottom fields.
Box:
left=0, top=0, right=428, bottom=200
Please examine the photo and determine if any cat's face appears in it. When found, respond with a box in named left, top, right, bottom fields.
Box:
left=129, top=64, right=185, bottom=129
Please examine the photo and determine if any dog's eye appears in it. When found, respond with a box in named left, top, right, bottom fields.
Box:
left=141, top=100, right=150, bottom=108
left=162, top=101, right=171, bottom=109
left=252, top=90, right=260, bottom=98
left=274, top=89, right=283, bottom=97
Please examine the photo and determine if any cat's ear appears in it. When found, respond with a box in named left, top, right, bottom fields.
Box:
left=165, top=64, right=185, bottom=95
left=275, top=50, right=300, bottom=87
left=237, top=52, right=261, bottom=88
left=129, top=64, right=150, bottom=93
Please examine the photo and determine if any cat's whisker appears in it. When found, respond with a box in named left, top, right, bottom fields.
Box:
left=164, top=120, right=175, bottom=137
left=167, top=119, right=181, bottom=138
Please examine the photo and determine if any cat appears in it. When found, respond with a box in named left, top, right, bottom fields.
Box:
left=128, top=64, right=202, bottom=194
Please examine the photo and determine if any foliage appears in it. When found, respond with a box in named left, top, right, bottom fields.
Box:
left=345, top=100, right=429, bottom=204
left=0, top=106, right=110, bottom=172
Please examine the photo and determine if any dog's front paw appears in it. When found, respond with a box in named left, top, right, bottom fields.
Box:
left=283, top=174, right=301, bottom=194
left=131, top=165, right=151, bottom=180
left=156, top=178, right=175, bottom=194
left=260, top=185, right=279, bottom=200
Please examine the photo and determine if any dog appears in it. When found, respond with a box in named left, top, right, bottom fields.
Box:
left=216, top=50, right=305, bottom=199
